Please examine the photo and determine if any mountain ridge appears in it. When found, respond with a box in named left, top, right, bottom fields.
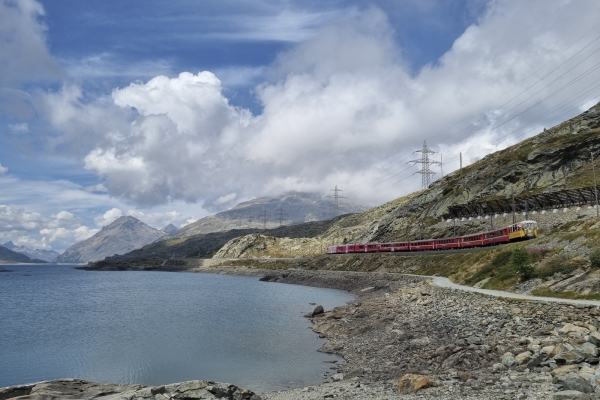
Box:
left=164, top=191, right=367, bottom=239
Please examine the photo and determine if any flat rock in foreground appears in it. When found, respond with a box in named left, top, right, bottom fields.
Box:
left=0, top=379, right=261, bottom=400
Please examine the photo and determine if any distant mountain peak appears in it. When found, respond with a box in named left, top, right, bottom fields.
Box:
left=54, top=215, right=165, bottom=263
left=161, top=223, right=178, bottom=234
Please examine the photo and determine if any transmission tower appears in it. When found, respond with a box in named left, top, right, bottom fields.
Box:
left=247, top=214, right=254, bottom=227
left=327, top=185, right=346, bottom=218
left=275, top=205, right=287, bottom=227
left=261, top=208, right=267, bottom=229
left=409, top=140, right=441, bottom=190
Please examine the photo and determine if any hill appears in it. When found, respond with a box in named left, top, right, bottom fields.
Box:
left=54, top=216, right=165, bottom=263
left=2, top=241, right=59, bottom=262
left=164, top=191, right=367, bottom=239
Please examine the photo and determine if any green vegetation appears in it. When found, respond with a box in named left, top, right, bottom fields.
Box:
left=590, top=248, right=600, bottom=268
left=531, top=287, right=600, bottom=301
left=510, top=247, right=535, bottom=281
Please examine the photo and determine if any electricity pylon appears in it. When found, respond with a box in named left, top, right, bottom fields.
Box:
left=409, top=140, right=440, bottom=189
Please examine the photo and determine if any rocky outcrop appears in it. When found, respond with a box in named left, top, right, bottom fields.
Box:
left=0, top=379, right=261, bottom=400
left=55, top=216, right=165, bottom=263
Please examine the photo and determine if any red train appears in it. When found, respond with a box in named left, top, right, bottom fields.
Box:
left=327, top=220, right=538, bottom=254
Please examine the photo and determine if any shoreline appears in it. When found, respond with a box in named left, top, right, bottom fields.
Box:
left=5, top=266, right=600, bottom=399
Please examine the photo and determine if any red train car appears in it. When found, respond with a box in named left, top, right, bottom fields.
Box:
left=409, top=239, right=435, bottom=251
left=434, top=237, right=461, bottom=250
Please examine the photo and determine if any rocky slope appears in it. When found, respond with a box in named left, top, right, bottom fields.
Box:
left=161, top=223, right=178, bottom=234
left=164, top=191, right=367, bottom=239
left=55, top=216, right=165, bottom=263
left=1, top=241, right=59, bottom=262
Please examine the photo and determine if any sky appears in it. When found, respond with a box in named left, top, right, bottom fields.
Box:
left=1, top=0, right=600, bottom=252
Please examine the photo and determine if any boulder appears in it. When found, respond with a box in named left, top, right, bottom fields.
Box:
left=552, top=390, right=591, bottom=399
left=588, top=330, right=600, bottom=346
left=553, top=344, right=585, bottom=365
left=562, top=374, right=594, bottom=393
left=397, top=374, right=438, bottom=394
left=575, top=342, right=598, bottom=359
left=304, top=305, right=324, bottom=318
left=409, top=337, right=432, bottom=347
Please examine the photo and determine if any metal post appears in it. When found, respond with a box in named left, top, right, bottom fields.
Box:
left=512, top=194, right=516, bottom=225
left=592, top=151, right=600, bottom=219
left=525, top=200, right=528, bottom=220
left=490, top=214, right=493, bottom=230
left=453, top=219, right=456, bottom=237
left=419, top=223, right=422, bottom=240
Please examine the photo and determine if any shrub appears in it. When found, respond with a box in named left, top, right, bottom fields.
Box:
left=510, top=247, right=535, bottom=281
left=590, top=248, right=600, bottom=268
left=527, top=246, right=551, bottom=263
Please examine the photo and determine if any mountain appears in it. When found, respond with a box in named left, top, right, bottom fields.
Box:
left=0, top=245, right=42, bottom=263
left=161, top=223, right=178, bottom=234
left=54, top=216, right=166, bottom=263
left=2, top=241, right=60, bottom=262
left=164, top=191, right=368, bottom=239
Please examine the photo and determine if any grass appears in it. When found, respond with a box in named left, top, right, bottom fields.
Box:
left=531, top=287, right=600, bottom=301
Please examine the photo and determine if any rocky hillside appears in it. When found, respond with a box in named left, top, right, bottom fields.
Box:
left=217, top=103, right=600, bottom=258
left=2, top=241, right=59, bottom=262
left=55, top=216, right=165, bottom=263
left=164, top=191, right=367, bottom=239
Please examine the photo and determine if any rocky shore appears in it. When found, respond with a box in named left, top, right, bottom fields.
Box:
left=259, top=269, right=600, bottom=399
left=6, top=267, right=600, bottom=399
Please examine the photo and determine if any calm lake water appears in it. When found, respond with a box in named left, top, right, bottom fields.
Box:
left=0, top=264, right=355, bottom=392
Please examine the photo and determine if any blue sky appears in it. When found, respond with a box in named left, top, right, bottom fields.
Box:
left=1, top=0, right=600, bottom=251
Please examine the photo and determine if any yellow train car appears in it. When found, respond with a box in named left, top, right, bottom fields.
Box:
left=508, top=220, right=538, bottom=241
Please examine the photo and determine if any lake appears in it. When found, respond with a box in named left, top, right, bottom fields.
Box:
left=0, top=264, right=355, bottom=392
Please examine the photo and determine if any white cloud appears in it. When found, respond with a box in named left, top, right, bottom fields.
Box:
left=9, top=123, right=29, bottom=133
left=94, top=207, right=123, bottom=227
left=0, top=163, right=7, bottom=174
left=0, top=0, right=62, bottom=85
left=0, top=204, right=98, bottom=252
left=37, top=1, right=600, bottom=209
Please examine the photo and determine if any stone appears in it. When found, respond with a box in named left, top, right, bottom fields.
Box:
left=526, top=353, right=544, bottom=369
left=553, top=345, right=585, bottom=365
left=552, top=390, right=591, bottom=399
left=587, top=330, right=600, bottom=346
left=331, top=373, right=344, bottom=381
left=559, top=323, right=590, bottom=335
left=409, top=337, right=431, bottom=347
left=562, top=374, right=594, bottom=393
left=552, top=365, right=579, bottom=376
left=502, top=353, right=516, bottom=368
left=305, top=305, right=324, bottom=318
left=514, top=351, right=532, bottom=365
left=575, top=342, right=598, bottom=359
left=397, top=374, right=438, bottom=394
